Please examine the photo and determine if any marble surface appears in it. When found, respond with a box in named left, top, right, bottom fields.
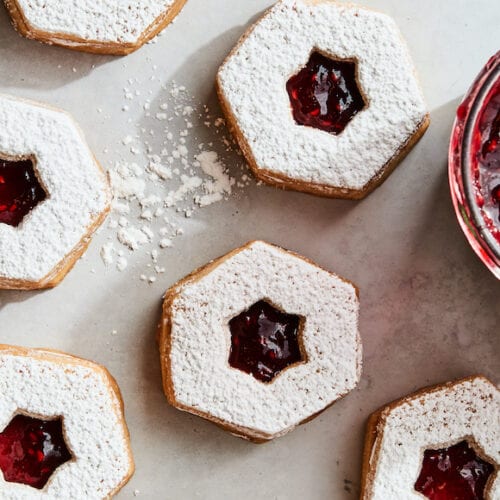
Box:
left=0, top=0, right=498, bottom=498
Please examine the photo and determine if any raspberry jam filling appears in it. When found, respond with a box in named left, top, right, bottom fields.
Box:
left=286, top=51, right=366, bottom=135
left=0, top=158, right=47, bottom=227
left=0, top=414, right=72, bottom=489
left=472, top=78, right=500, bottom=239
left=229, top=300, right=303, bottom=382
left=414, top=440, right=494, bottom=500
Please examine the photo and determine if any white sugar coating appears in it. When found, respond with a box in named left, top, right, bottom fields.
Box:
left=13, top=0, right=175, bottom=44
left=167, top=241, right=361, bottom=437
left=0, top=348, right=132, bottom=499
left=218, top=0, right=428, bottom=191
left=0, top=95, right=109, bottom=282
left=369, top=377, right=500, bottom=499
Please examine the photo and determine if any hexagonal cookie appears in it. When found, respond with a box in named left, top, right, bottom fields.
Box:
left=159, top=240, right=361, bottom=442
left=217, top=0, right=430, bottom=199
left=361, top=376, right=499, bottom=499
left=0, top=344, right=134, bottom=498
left=4, top=0, right=188, bottom=55
left=0, top=94, right=111, bottom=289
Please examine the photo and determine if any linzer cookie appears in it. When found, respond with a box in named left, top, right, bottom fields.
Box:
left=217, top=0, right=430, bottom=199
left=159, top=240, right=361, bottom=442
left=0, top=94, right=110, bottom=289
left=361, top=376, right=499, bottom=499
left=4, top=0, right=188, bottom=55
left=0, top=345, right=134, bottom=498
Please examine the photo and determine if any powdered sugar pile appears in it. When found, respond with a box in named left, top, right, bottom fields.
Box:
left=99, top=78, right=251, bottom=282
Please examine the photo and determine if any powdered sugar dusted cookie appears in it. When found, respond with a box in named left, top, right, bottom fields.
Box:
left=217, top=0, right=430, bottom=199
left=361, top=376, right=499, bottom=499
left=0, top=94, right=111, bottom=289
left=0, top=344, right=134, bottom=499
left=4, top=0, right=187, bottom=55
left=159, top=240, right=361, bottom=442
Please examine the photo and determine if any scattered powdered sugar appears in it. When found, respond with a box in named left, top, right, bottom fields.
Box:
left=100, top=242, right=115, bottom=265
left=194, top=151, right=235, bottom=207
left=116, top=256, right=128, bottom=271
left=99, top=76, right=251, bottom=282
left=117, top=226, right=152, bottom=250
left=108, top=163, right=146, bottom=200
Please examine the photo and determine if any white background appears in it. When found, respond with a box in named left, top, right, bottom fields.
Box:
left=0, top=1, right=499, bottom=498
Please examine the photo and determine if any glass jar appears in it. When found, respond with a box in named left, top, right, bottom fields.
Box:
left=449, top=51, right=500, bottom=279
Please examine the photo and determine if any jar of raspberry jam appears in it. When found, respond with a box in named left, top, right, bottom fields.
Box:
left=449, top=51, right=500, bottom=279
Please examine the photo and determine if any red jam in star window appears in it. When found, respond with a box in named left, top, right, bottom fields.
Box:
left=286, top=51, right=366, bottom=135
left=414, top=440, right=494, bottom=500
left=0, top=158, right=47, bottom=227
left=0, top=414, right=72, bottom=489
left=228, top=300, right=303, bottom=382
